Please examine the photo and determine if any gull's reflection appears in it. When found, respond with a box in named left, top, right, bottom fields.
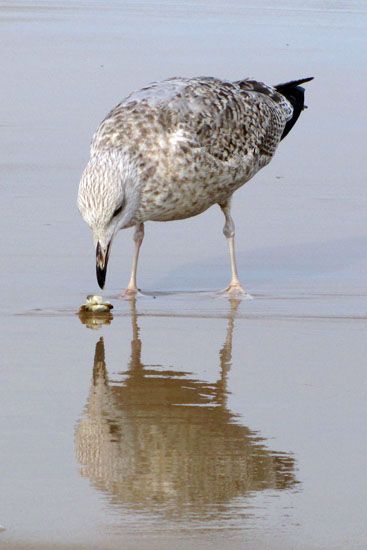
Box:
left=75, top=299, right=297, bottom=519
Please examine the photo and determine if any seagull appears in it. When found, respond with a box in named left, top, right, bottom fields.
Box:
left=78, top=75, right=313, bottom=296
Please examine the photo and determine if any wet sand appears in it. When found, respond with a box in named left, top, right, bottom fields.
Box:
left=1, top=1, right=367, bottom=549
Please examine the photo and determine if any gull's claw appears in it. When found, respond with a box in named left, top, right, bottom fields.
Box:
left=120, top=288, right=144, bottom=299
left=217, top=283, right=252, bottom=299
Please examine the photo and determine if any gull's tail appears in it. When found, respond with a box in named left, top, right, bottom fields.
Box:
left=275, top=77, right=314, bottom=140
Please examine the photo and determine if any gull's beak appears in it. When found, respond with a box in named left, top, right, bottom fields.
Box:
left=96, top=241, right=111, bottom=289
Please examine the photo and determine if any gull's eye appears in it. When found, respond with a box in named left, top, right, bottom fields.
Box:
left=112, top=201, right=125, bottom=219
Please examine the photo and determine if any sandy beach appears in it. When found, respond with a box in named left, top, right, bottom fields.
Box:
left=1, top=1, right=367, bottom=549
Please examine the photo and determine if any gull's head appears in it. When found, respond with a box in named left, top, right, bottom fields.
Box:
left=77, top=152, right=139, bottom=289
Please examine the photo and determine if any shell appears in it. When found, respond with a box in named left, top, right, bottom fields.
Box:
left=80, top=295, right=113, bottom=314
left=86, top=295, right=104, bottom=305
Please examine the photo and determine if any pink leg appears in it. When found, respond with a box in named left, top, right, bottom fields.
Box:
left=219, top=201, right=246, bottom=296
left=123, top=223, right=144, bottom=296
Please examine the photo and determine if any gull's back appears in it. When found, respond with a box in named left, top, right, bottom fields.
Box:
left=89, top=77, right=299, bottom=222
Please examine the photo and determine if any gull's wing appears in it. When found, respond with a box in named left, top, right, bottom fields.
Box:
left=91, top=77, right=293, bottom=171
left=164, top=77, right=293, bottom=163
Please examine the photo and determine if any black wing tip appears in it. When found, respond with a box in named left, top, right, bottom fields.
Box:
left=275, top=77, right=314, bottom=90
left=276, top=77, right=314, bottom=141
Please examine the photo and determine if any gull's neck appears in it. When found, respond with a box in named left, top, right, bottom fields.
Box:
left=90, top=149, right=138, bottom=180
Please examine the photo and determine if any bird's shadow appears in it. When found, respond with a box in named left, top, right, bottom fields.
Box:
left=107, top=289, right=253, bottom=301
left=150, top=235, right=367, bottom=294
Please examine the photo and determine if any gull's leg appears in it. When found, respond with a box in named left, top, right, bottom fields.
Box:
left=123, top=223, right=144, bottom=297
left=219, top=201, right=246, bottom=296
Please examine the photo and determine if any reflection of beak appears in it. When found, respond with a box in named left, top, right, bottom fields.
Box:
left=96, top=241, right=111, bottom=289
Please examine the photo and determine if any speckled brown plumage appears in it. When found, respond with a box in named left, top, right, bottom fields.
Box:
left=88, top=77, right=292, bottom=222
left=77, top=75, right=312, bottom=292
